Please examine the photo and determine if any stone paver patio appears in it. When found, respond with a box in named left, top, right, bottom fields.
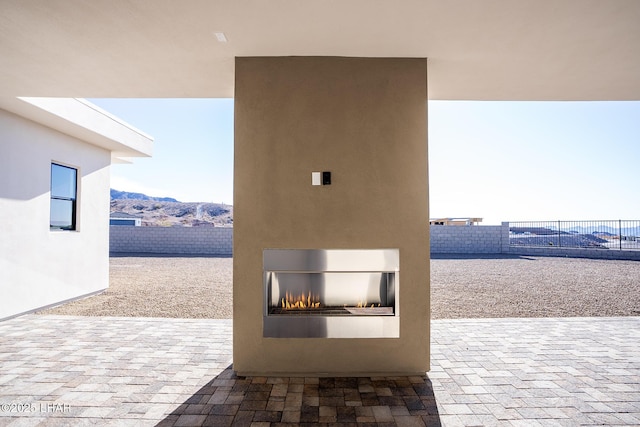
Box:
left=0, top=315, right=639, bottom=426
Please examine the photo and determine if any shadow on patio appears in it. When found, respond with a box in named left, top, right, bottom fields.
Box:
left=160, top=365, right=441, bottom=426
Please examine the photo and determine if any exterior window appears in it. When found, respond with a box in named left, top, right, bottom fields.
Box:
left=50, top=163, right=77, bottom=230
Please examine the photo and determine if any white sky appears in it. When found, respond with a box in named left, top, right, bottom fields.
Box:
left=90, top=99, right=640, bottom=225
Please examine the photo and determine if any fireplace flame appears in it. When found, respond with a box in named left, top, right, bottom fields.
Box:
left=282, top=291, right=321, bottom=309
left=354, top=302, right=380, bottom=308
left=279, top=292, right=382, bottom=311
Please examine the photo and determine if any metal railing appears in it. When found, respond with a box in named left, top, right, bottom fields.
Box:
left=509, top=220, right=640, bottom=250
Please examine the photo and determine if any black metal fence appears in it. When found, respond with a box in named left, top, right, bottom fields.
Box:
left=509, top=220, right=640, bottom=250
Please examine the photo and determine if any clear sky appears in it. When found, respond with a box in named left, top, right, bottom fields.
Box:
left=90, top=98, right=235, bottom=205
left=90, top=99, right=640, bottom=225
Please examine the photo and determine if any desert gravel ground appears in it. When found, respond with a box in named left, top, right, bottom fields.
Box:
left=39, top=254, right=640, bottom=319
left=430, top=254, right=640, bottom=318
left=40, top=256, right=233, bottom=319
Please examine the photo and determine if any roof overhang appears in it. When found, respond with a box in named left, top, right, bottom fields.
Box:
left=0, top=1, right=638, bottom=101
left=0, top=97, right=153, bottom=160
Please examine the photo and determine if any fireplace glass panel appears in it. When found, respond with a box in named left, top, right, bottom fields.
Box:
left=267, top=272, right=395, bottom=316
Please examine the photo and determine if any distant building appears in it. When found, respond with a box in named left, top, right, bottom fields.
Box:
left=430, top=217, right=483, bottom=226
left=110, top=212, right=142, bottom=226
left=0, top=97, right=153, bottom=320
left=192, top=220, right=216, bottom=227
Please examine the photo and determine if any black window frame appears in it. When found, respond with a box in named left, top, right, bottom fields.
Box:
left=50, top=163, right=78, bottom=231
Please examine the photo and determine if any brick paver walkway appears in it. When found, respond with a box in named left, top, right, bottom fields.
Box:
left=0, top=315, right=638, bottom=426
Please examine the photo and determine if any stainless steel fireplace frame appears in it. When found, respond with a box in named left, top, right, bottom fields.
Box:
left=263, top=249, right=400, bottom=338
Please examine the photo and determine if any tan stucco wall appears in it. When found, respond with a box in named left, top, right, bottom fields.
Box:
left=233, top=57, right=429, bottom=375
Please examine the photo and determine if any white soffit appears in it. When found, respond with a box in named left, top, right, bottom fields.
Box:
left=0, top=0, right=639, bottom=100
left=0, top=97, right=153, bottom=158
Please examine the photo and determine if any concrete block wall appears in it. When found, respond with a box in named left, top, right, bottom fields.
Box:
left=508, top=245, right=640, bottom=261
left=110, top=223, right=639, bottom=260
left=109, top=226, right=233, bottom=256
left=430, top=224, right=506, bottom=254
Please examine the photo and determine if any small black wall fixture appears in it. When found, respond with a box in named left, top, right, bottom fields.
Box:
left=322, top=171, right=331, bottom=185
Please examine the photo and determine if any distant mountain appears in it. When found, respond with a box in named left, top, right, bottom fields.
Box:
left=510, top=233, right=609, bottom=249
left=511, top=224, right=640, bottom=239
left=110, top=189, right=179, bottom=203
left=564, top=225, right=640, bottom=237
left=110, top=190, right=233, bottom=227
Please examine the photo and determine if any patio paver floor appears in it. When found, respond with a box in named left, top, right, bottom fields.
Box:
left=0, top=315, right=639, bottom=426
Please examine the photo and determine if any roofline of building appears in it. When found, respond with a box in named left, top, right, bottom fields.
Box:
left=0, top=97, right=153, bottom=160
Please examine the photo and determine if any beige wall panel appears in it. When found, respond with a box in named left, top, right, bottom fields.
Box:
left=234, top=57, right=429, bottom=375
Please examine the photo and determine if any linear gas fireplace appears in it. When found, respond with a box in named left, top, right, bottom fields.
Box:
left=263, top=249, right=399, bottom=338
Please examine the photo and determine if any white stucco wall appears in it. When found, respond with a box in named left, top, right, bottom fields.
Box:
left=0, top=108, right=111, bottom=319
